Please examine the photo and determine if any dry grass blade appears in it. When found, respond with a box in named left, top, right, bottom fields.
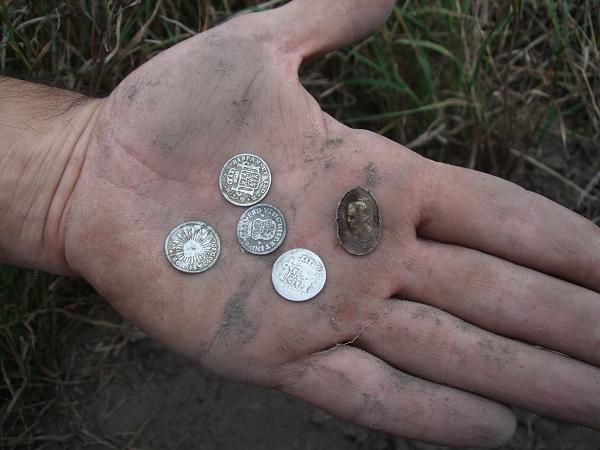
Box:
left=510, top=148, right=599, bottom=203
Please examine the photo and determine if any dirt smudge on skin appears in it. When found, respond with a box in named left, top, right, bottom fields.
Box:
left=303, top=133, right=323, bottom=163
left=381, top=358, right=423, bottom=391
left=313, top=303, right=343, bottom=332
left=323, top=137, right=344, bottom=150
left=230, top=66, right=264, bottom=127
left=126, top=82, right=140, bottom=102
left=232, top=98, right=251, bottom=126
left=410, top=304, right=443, bottom=327
left=477, top=337, right=518, bottom=368
left=217, top=278, right=262, bottom=345
left=312, top=296, right=364, bottom=333
left=362, top=392, right=386, bottom=426
left=454, top=319, right=469, bottom=331
left=364, top=162, right=380, bottom=188
left=152, top=132, right=182, bottom=157
left=391, top=370, right=416, bottom=389
left=124, top=76, right=160, bottom=103
left=301, top=169, right=320, bottom=191
left=214, top=59, right=234, bottom=77
left=304, top=135, right=344, bottom=164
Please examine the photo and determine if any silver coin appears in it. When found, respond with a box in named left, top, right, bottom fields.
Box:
left=272, top=248, right=326, bottom=301
left=237, top=204, right=286, bottom=255
left=164, top=221, right=220, bottom=273
left=219, top=153, right=271, bottom=206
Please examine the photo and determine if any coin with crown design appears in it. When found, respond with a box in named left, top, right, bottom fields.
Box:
left=237, top=203, right=286, bottom=255
left=219, top=153, right=271, bottom=206
left=272, top=248, right=326, bottom=301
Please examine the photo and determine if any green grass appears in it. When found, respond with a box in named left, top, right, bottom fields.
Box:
left=336, top=1, right=600, bottom=173
left=1, top=0, right=600, bottom=447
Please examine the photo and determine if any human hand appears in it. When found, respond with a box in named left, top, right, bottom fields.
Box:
left=57, top=0, right=600, bottom=446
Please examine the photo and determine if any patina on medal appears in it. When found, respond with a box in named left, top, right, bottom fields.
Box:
left=336, top=186, right=382, bottom=256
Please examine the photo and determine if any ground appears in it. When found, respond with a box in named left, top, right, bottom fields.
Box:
left=24, top=292, right=600, bottom=449
left=2, top=1, right=600, bottom=449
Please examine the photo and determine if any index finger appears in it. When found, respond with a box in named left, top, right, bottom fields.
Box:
left=418, top=161, right=600, bottom=291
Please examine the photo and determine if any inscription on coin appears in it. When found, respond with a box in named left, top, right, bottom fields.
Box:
left=237, top=204, right=286, bottom=255
left=336, top=186, right=382, bottom=255
left=219, top=153, right=271, bottom=206
left=165, top=221, right=220, bottom=273
left=272, top=249, right=326, bottom=301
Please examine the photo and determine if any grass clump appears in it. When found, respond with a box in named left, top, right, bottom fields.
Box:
left=1, top=268, right=58, bottom=445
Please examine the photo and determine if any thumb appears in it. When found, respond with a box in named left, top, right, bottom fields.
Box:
left=270, top=0, right=395, bottom=59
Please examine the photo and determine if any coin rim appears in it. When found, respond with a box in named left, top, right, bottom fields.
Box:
left=219, top=153, right=272, bottom=206
left=271, top=248, right=327, bottom=301
left=164, top=221, right=221, bottom=273
left=237, top=203, right=287, bottom=255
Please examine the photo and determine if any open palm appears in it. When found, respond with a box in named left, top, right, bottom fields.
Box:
left=62, top=1, right=600, bottom=446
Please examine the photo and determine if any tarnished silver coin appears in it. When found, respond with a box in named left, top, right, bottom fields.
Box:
left=219, top=153, right=271, bottom=206
left=164, top=221, right=220, bottom=273
left=237, top=204, right=286, bottom=255
left=336, top=186, right=382, bottom=256
left=272, top=248, right=326, bottom=301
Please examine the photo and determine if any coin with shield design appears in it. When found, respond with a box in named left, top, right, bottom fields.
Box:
left=237, top=203, right=286, bottom=255
left=272, top=248, right=326, bottom=301
left=165, top=221, right=220, bottom=273
left=219, top=153, right=271, bottom=206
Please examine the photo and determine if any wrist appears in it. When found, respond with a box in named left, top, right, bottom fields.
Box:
left=0, top=77, right=104, bottom=274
